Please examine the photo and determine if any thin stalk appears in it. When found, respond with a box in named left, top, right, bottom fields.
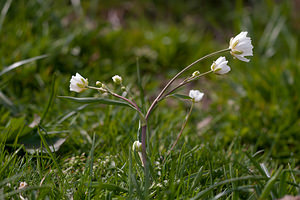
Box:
left=87, top=85, right=146, bottom=123
left=141, top=125, right=147, bottom=166
left=160, top=70, right=213, bottom=101
left=164, top=101, right=194, bottom=163
left=146, top=48, right=230, bottom=120
left=141, top=124, right=149, bottom=199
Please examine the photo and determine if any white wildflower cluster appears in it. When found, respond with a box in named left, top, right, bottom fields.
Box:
left=188, top=31, right=253, bottom=102
left=66, top=31, right=254, bottom=166
left=210, top=31, right=253, bottom=75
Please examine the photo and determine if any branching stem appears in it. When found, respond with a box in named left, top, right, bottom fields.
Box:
left=145, top=48, right=230, bottom=120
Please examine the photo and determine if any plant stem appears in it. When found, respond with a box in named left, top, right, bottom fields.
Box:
left=145, top=48, right=230, bottom=120
left=164, top=101, right=194, bottom=163
left=87, top=85, right=146, bottom=123
left=159, top=70, right=213, bottom=101
left=141, top=124, right=147, bottom=167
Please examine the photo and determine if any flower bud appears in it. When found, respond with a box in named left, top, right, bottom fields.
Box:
left=121, top=86, right=126, bottom=91
left=96, top=81, right=102, bottom=87
left=192, top=71, right=200, bottom=77
left=132, top=141, right=142, bottom=152
left=112, top=75, right=122, bottom=85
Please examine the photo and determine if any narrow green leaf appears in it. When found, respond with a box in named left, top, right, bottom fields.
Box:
left=0, top=145, right=23, bottom=176
left=191, top=176, right=265, bottom=200
left=0, top=174, right=22, bottom=187
left=167, top=94, right=192, bottom=100
left=87, top=133, right=96, bottom=200
left=190, top=166, right=203, bottom=191
left=136, top=58, right=145, bottom=112
left=0, top=0, right=13, bottom=33
left=56, top=104, right=88, bottom=124
left=279, top=171, right=287, bottom=198
left=0, top=90, right=18, bottom=114
left=0, top=55, right=48, bottom=77
left=40, top=74, right=56, bottom=125
left=259, top=166, right=283, bottom=200
left=59, top=96, right=131, bottom=107
left=244, top=151, right=267, bottom=177
left=37, top=127, right=64, bottom=179
left=2, top=185, right=51, bottom=198
left=128, top=147, right=133, bottom=199
left=90, top=182, right=128, bottom=193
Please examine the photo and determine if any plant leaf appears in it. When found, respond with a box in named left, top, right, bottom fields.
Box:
left=58, top=96, right=132, bottom=107
left=168, top=94, right=192, bottom=100
left=0, top=55, right=48, bottom=77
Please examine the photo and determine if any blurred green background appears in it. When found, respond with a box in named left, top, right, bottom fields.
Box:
left=0, top=0, right=299, bottom=180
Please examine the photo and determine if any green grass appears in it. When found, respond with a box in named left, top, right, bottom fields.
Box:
left=0, top=0, right=299, bottom=199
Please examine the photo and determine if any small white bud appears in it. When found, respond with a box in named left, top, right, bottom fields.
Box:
left=192, top=71, right=200, bottom=77
left=96, top=81, right=102, bottom=87
left=132, top=141, right=142, bottom=152
left=112, top=75, right=122, bottom=85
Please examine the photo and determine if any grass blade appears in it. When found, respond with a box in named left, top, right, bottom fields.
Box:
left=259, top=166, right=283, bottom=200
left=244, top=151, right=267, bottom=177
left=37, top=127, right=64, bottom=179
left=128, top=147, right=133, bottom=199
left=40, top=74, right=56, bottom=125
left=0, top=0, right=13, bottom=32
left=90, top=182, right=128, bottom=193
left=87, top=133, right=96, bottom=200
left=2, top=185, right=51, bottom=199
left=0, top=55, right=48, bottom=77
left=191, top=176, right=265, bottom=200
left=136, top=58, right=145, bottom=112
left=0, top=145, right=23, bottom=176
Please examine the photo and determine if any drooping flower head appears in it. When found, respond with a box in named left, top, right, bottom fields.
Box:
left=112, top=75, right=123, bottom=85
left=189, top=90, right=204, bottom=102
left=70, top=73, right=88, bottom=93
left=211, top=56, right=231, bottom=74
left=229, top=31, right=253, bottom=62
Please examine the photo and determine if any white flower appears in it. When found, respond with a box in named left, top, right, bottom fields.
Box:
left=112, top=75, right=122, bottom=85
left=211, top=56, right=231, bottom=74
left=19, top=182, right=28, bottom=190
left=189, top=90, right=204, bottom=102
left=70, top=73, right=88, bottom=93
left=132, top=141, right=142, bottom=152
left=229, top=31, right=253, bottom=62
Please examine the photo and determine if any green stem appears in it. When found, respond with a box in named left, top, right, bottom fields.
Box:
left=87, top=85, right=146, bottom=124
left=164, top=101, right=194, bottom=162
